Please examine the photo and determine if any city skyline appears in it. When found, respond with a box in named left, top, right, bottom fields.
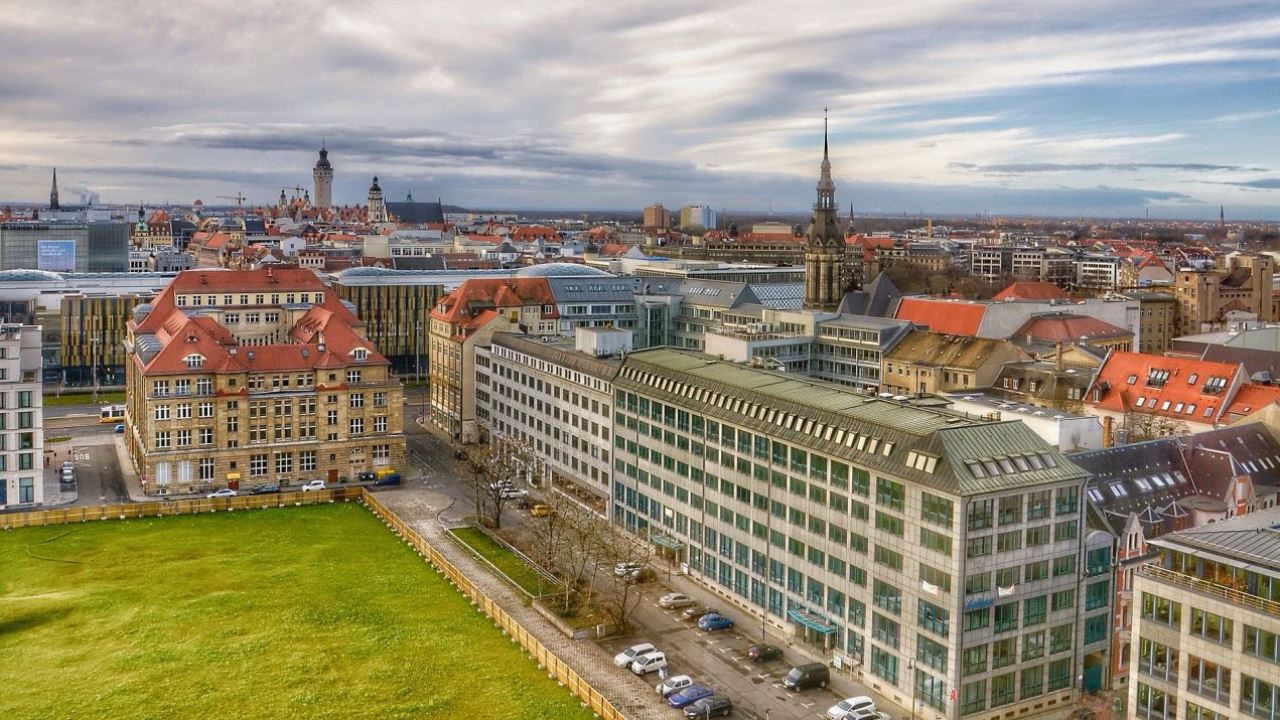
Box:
left=1, top=1, right=1279, bottom=218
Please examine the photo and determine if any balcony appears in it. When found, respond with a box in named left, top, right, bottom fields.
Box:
left=1141, top=565, right=1280, bottom=617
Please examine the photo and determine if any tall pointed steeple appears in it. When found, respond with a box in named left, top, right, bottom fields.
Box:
left=313, top=142, right=334, bottom=210
left=804, top=108, right=846, bottom=312
left=49, top=168, right=60, bottom=210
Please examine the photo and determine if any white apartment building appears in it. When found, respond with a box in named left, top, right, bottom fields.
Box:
left=0, top=324, right=44, bottom=510
left=479, top=329, right=623, bottom=514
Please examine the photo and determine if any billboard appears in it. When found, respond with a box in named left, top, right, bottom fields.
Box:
left=37, top=239, right=76, bottom=272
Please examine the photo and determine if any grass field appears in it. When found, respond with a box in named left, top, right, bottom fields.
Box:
left=42, top=390, right=126, bottom=407
left=0, top=504, right=595, bottom=720
left=449, top=526, right=548, bottom=597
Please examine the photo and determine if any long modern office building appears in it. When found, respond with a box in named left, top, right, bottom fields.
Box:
left=610, top=348, right=1097, bottom=719
left=1128, top=507, right=1280, bottom=720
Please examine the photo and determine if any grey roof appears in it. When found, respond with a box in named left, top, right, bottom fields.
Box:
left=392, top=255, right=446, bottom=270
left=746, top=283, right=804, bottom=310
left=618, top=348, right=1086, bottom=496
left=838, top=272, right=902, bottom=318
left=670, top=280, right=758, bottom=309
left=547, top=276, right=639, bottom=303
left=386, top=201, right=445, bottom=224
left=491, top=332, right=621, bottom=380
left=1149, top=505, right=1280, bottom=576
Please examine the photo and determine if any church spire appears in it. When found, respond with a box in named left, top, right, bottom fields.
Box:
left=804, top=110, right=845, bottom=312
left=49, top=167, right=60, bottom=210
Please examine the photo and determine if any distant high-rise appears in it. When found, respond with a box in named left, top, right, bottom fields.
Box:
left=313, top=144, right=333, bottom=210
left=367, top=176, right=388, bottom=223
left=678, top=204, right=716, bottom=231
left=49, top=168, right=59, bottom=210
left=643, top=203, right=669, bottom=229
left=803, top=112, right=845, bottom=311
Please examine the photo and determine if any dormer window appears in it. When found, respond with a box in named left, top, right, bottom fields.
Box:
left=185, top=354, right=205, bottom=369
left=353, top=348, right=368, bottom=362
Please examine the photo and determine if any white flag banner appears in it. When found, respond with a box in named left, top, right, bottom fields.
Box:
left=997, top=584, right=1017, bottom=597
left=921, top=580, right=940, bottom=595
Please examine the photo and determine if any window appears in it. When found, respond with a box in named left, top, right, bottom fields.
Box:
left=1020, top=664, right=1044, bottom=699
left=994, top=602, right=1018, bottom=633
left=199, top=458, right=214, bottom=481
left=918, top=600, right=949, bottom=636
left=921, top=492, right=953, bottom=527
left=350, top=393, right=364, bottom=408
left=961, top=679, right=987, bottom=715
left=876, top=477, right=904, bottom=510
left=1086, top=580, right=1109, bottom=610
left=1244, top=625, right=1280, bottom=664
left=1186, top=702, right=1228, bottom=720
left=1187, top=655, right=1231, bottom=703
left=373, top=416, right=387, bottom=433
left=997, top=530, right=1021, bottom=552
left=873, top=613, right=900, bottom=648
left=154, top=405, right=170, bottom=421
left=1190, top=608, right=1233, bottom=645
left=1135, top=682, right=1175, bottom=720
left=966, top=536, right=992, bottom=558
left=870, top=640, right=901, bottom=681
left=1026, top=525, right=1050, bottom=546
left=1241, top=675, right=1280, bottom=720
left=1055, top=486, right=1078, bottom=515
left=962, top=646, right=988, bottom=674
left=920, top=528, right=952, bottom=555
left=154, top=431, right=171, bottom=448
left=1051, top=623, right=1072, bottom=654
left=998, top=495, right=1022, bottom=525
left=249, top=454, right=268, bottom=476
left=299, top=450, right=316, bottom=472
left=875, top=511, right=904, bottom=537
left=968, top=498, right=993, bottom=530
left=275, top=453, right=292, bottom=474
left=992, top=672, right=1016, bottom=708
left=873, top=545, right=903, bottom=571
left=1024, top=595, right=1047, bottom=626
left=873, top=580, right=902, bottom=615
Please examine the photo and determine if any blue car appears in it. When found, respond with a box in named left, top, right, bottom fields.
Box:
left=113, top=424, right=125, bottom=433
left=697, top=612, right=734, bottom=631
left=668, top=685, right=715, bottom=708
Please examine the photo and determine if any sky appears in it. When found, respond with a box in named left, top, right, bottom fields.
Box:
left=1, top=0, right=1279, bottom=219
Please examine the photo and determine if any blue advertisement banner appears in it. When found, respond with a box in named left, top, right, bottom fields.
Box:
left=38, top=239, right=76, bottom=272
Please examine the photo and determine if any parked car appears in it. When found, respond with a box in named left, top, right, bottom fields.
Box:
left=207, top=488, right=237, bottom=498
left=782, top=662, right=830, bottom=691
left=488, top=480, right=515, bottom=491
left=625, top=568, right=656, bottom=584
left=300, top=480, right=326, bottom=492
left=667, top=685, right=715, bottom=709
left=373, top=473, right=402, bottom=486
left=612, top=642, right=656, bottom=668
left=681, top=604, right=714, bottom=621
left=453, top=449, right=468, bottom=460
left=530, top=503, right=554, bottom=517
left=827, top=697, right=875, bottom=720
left=684, top=695, right=733, bottom=718
left=249, top=483, right=280, bottom=495
left=630, top=651, right=667, bottom=675
left=656, top=674, right=694, bottom=698
left=356, top=471, right=376, bottom=482
left=113, top=423, right=125, bottom=433
left=498, top=487, right=528, bottom=499
left=746, top=643, right=782, bottom=662
left=842, top=710, right=889, bottom=720
left=697, top=612, right=734, bottom=631
left=658, top=592, right=695, bottom=609
left=613, top=562, right=642, bottom=577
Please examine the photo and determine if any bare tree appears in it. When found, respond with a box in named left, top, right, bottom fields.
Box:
left=1121, top=411, right=1190, bottom=443
left=598, top=522, right=655, bottom=631
left=464, top=437, right=541, bottom=529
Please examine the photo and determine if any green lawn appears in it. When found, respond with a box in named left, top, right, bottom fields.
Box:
left=42, top=390, right=126, bottom=407
left=0, top=504, right=594, bottom=720
left=449, top=527, right=548, bottom=597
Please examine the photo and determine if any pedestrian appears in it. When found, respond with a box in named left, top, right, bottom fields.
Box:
left=659, top=667, right=668, bottom=681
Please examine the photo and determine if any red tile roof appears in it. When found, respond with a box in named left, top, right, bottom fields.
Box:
left=1225, top=383, right=1280, bottom=421
left=510, top=226, right=558, bottom=242
left=1086, top=351, right=1244, bottom=425
left=992, top=281, right=1069, bottom=301
left=1015, top=314, right=1132, bottom=344
left=430, top=277, right=557, bottom=331
left=894, top=297, right=986, bottom=336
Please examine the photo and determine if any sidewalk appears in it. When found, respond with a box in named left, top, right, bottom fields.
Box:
left=112, top=434, right=152, bottom=502
left=377, top=489, right=673, bottom=720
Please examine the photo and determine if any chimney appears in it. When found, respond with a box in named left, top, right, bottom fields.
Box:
left=1056, top=341, right=1064, bottom=371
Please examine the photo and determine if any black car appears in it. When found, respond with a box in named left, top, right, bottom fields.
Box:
left=249, top=483, right=280, bottom=495
left=684, top=695, right=732, bottom=718
left=746, top=643, right=782, bottom=662
left=356, top=471, right=376, bottom=483
left=373, top=473, right=402, bottom=486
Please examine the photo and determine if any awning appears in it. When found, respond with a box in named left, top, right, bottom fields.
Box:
left=787, top=608, right=837, bottom=634
left=651, top=534, right=686, bottom=550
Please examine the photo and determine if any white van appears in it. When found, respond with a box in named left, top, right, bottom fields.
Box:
left=631, top=651, right=668, bottom=675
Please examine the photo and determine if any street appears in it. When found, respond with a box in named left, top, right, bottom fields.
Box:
left=398, top=412, right=902, bottom=720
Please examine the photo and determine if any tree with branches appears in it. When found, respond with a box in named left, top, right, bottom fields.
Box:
left=463, top=437, right=542, bottom=529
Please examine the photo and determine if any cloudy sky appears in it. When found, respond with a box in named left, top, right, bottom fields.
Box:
left=2, top=0, right=1279, bottom=218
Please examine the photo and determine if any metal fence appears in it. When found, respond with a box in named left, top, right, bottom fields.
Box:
left=0, top=486, right=362, bottom=528
left=361, top=491, right=626, bottom=720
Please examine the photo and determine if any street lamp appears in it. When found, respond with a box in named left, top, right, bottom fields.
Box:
left=908, top=659, right=917, bottom=720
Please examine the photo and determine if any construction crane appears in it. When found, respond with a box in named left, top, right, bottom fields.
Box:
left=217, top=193, right=247, bottom=207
